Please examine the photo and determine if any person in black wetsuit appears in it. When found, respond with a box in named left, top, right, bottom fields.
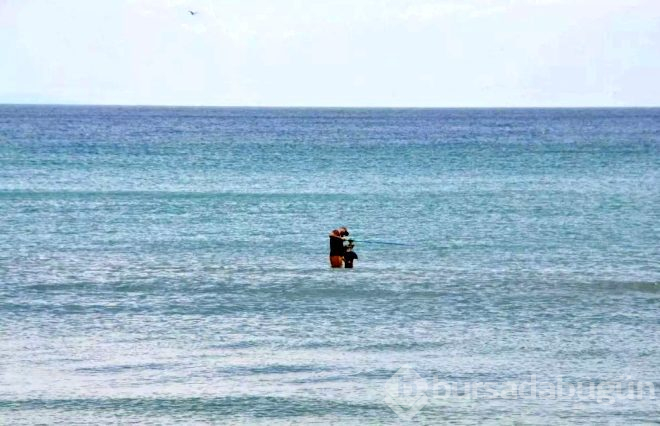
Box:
left=343, top=240, right=358, bottom=268
left=329, top=227, right=349, bottom=268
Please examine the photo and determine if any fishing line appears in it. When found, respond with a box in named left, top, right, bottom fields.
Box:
left=349, top=239, right=415, bottom=247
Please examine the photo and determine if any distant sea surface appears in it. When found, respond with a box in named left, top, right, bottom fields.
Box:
left=1, top=106, right=658, bottom=424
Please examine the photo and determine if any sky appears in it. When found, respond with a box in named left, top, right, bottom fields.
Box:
left=1, top=0, right=659, bottom=107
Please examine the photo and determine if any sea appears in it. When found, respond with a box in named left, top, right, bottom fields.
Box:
left=0, top=106, right=658, bottom=424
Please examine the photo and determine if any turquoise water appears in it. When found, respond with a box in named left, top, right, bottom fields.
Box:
left=0, top=106, right=658, bottom=424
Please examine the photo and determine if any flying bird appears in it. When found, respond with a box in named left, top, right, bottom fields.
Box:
left=189, top=10, right=197, bottom=16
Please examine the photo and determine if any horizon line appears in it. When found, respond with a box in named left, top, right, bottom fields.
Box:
left=1, top=102, right=659, bottom=109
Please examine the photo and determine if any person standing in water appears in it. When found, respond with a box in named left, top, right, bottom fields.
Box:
left=343, top=240, right=358, bottom=268
left=329, top=227, right=349, bottom=268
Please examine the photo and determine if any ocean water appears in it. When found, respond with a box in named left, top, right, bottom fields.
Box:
left=0, top=106, right=658, bottom=424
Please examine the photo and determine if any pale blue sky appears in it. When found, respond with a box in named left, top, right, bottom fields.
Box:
left=2, top=0, right=659, bottom=107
